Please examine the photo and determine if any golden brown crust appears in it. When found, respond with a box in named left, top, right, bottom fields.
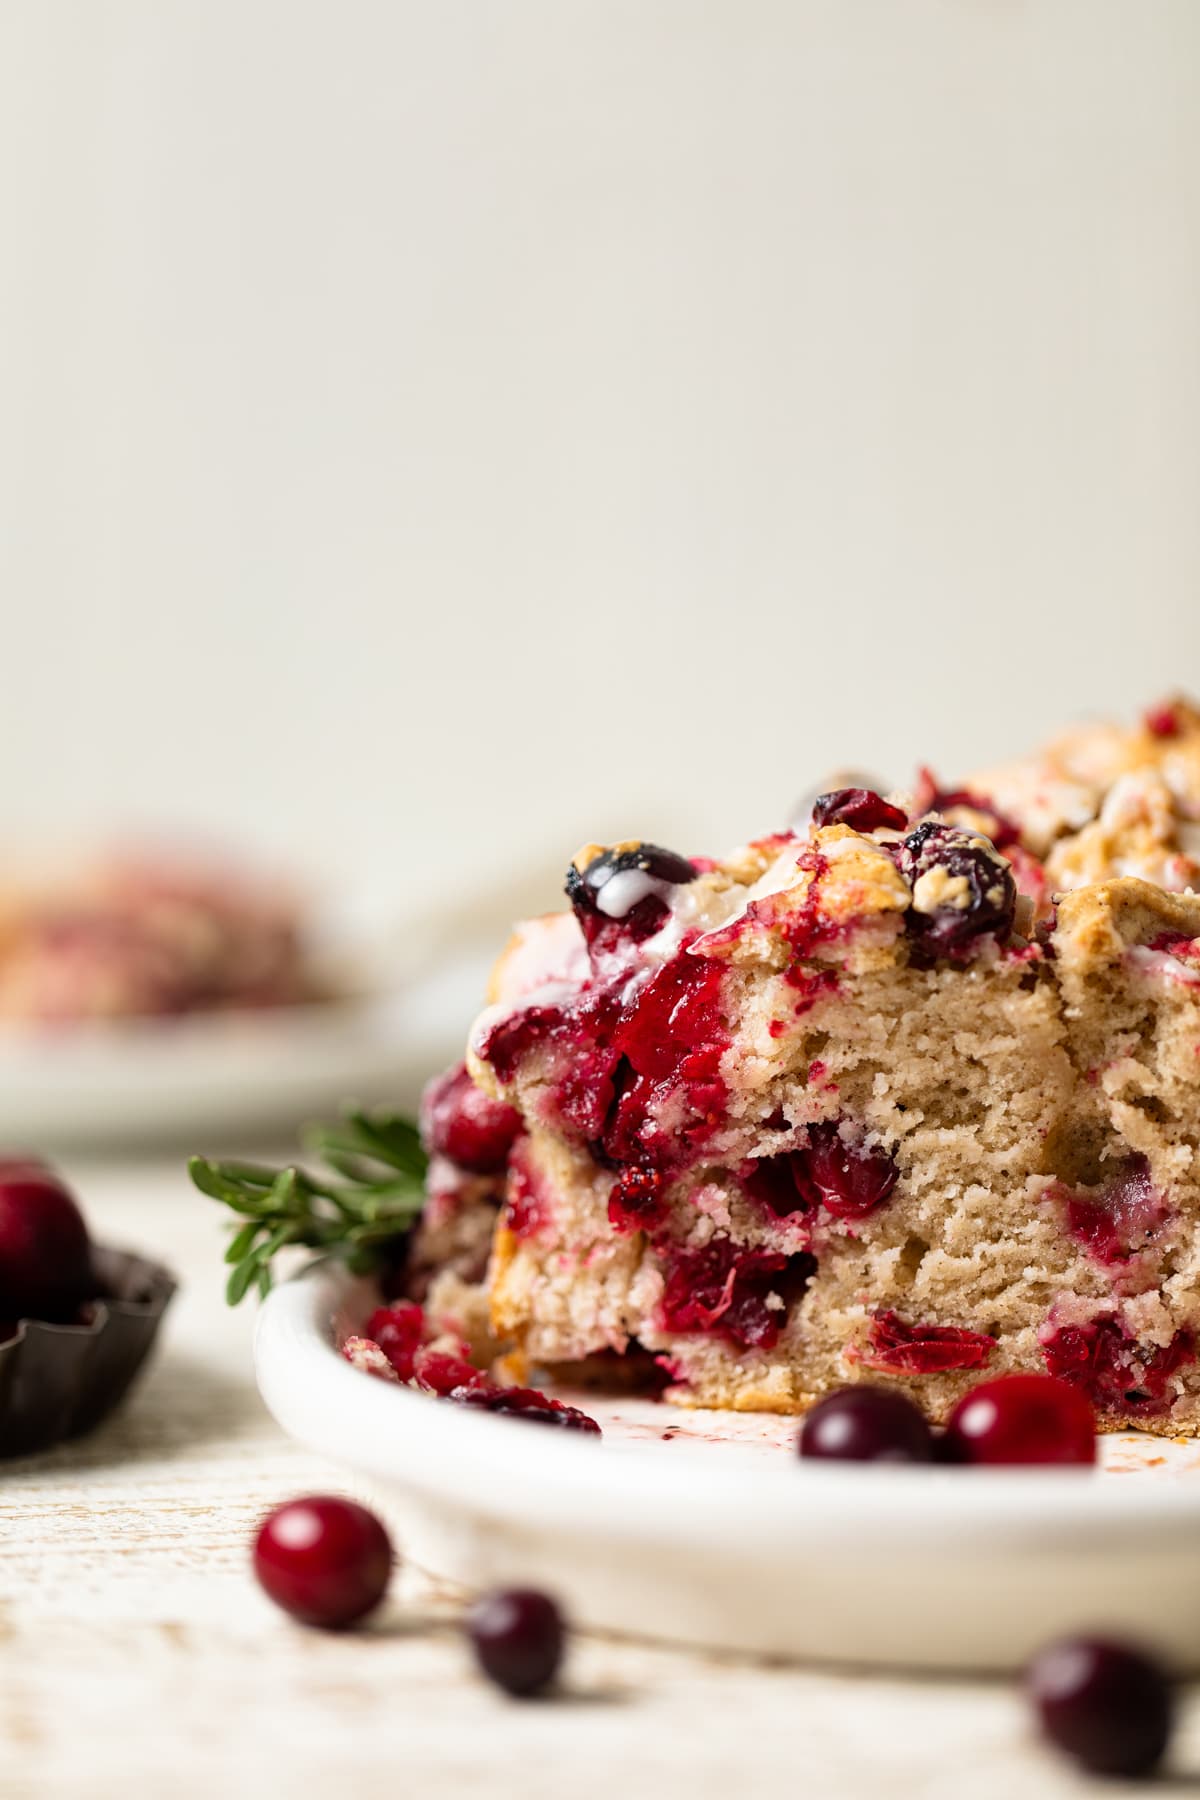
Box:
left=487, top=1223, right=522, bottom=1339
left=969, top=695, right=1200, bottom=891
left=1054, top=878, right=1200, bottom=970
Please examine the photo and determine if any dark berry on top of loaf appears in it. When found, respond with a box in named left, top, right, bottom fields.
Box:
left=565, top=841, right=698, bottom=948
left=810, top=789, right=908, bottom=833
left=893, top=820, right=1018, bottom=953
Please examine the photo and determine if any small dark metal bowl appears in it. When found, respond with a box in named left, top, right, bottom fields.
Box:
left=0, top=1247, right=177, bottom=1458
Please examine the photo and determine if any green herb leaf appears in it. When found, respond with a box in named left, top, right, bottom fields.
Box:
left=226, top=1254, right=262, bottom=1307
left=223, top=1220, right=263, bottom=1265
left=190, top=1106, right=429, bottom=1306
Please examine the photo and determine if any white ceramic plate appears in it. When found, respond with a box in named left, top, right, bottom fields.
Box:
left=0, top=953, right=492, bottom=1149
left=255, top=1263, right=1200, bottom=1673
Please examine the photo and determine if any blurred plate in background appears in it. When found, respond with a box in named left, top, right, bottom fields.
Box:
left=0, top=950, right=492, bottom=1150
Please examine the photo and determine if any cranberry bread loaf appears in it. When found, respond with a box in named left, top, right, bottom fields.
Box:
left=424, top=701, right=1200, bottom=1432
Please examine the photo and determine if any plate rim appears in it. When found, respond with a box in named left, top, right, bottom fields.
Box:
left=254, top=1263, right=1200, bottom=1555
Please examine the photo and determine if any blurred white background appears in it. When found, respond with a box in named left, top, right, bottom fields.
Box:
left=2, top=0, right=1198, bottom=931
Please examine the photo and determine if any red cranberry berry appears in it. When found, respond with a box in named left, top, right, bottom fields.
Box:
left=600, top=953, right=730, bottom=1164
left=798, top=1386, right=935, bottom=1463
left=468, top=1587, right=565, bottom=1696
left=448, top=1383, right=602, bottom=1434
left=1027, top=1636, right=1173, bottom=1777
left=412, top=1346, right=486, bottom=1395
left=365, top=1301, right=425, bottom=1381
left=420, top=1063, right=521, bottom=1173
left=253, top=1496, right=393, bottom=1629
left=862, top=1310, right=996, bottom=1376
left=743, top=1152, right=813, bottom=1221
left=658, top=1239, right=814, bottom=1351
left=811, top=789, right=908, bottom=834
left=0, top=1160, right=93, bottom=1320
left=792, top=1124, right=898, bottom=1220
left=1041, top=1315, right=1195, bottom=1418
left=895, top=821, right=1017, bottom=953
left=1145, top=702, right=1182, bottom=740
left=1062, top=1155, right=1167, bottom=1268
left=566, top=843, right=696, bottom=947
left=607, top=1162, right=668, bottom=1235
left=943, top=1374, right=1096, bottom=1466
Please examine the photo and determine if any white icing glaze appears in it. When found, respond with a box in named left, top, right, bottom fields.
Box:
left=595, top=868, right=675, bottom=919
left=678, top=844, right=805, bottom=955
left=491, top=912, right=588, bottom=1004
left=1125, top=944, right=1200, bottom=988
left=470, top=977, right=583, bottom=1061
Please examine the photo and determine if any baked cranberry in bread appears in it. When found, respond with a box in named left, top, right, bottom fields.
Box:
left=423, top=701, right=1200, bottom=1433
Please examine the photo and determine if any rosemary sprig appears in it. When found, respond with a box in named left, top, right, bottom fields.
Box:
left=188, top=1107, right=428, bottom=1305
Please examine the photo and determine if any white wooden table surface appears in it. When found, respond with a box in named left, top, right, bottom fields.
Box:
left=2, top=1154, right=1196, bottom=1800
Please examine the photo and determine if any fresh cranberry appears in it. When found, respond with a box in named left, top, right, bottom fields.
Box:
left=1027, top=1636, right=1173, bottom=1776
left=810, top=789, right=908, bottom=833
left=792, top=1124, right=898, bottom=1220
left=798, top=1386, right=934, bottom=1463
left=895, top=821, right=1017, bottom=954
left=412, top=1347, right=486, bottom=1395
left=365, top=1301, right=425, bottom=1381
left=566, top=843, right=696, bottom=948
left=468, top=1588, right=565, bottom=1696
left=0, top=1161, right=93, bottom=1320
left=942, top=1374, right=1096, bottom=1466
left=1040, top=1315, right=1194, bottom=1418
left=449, top=1383, right=601, bottom=1434
left=861, top=1311, right=996, bottom=1376
left=420, top=1063, right=521, bottom=1173
left=253, top=1496, right=393, bottom=1629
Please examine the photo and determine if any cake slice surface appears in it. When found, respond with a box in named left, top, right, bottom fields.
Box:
left=417, top=704, right=1200, bottom=1433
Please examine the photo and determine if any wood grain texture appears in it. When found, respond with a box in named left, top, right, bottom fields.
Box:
left=1, top=1156, right=1196, bottom=1800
